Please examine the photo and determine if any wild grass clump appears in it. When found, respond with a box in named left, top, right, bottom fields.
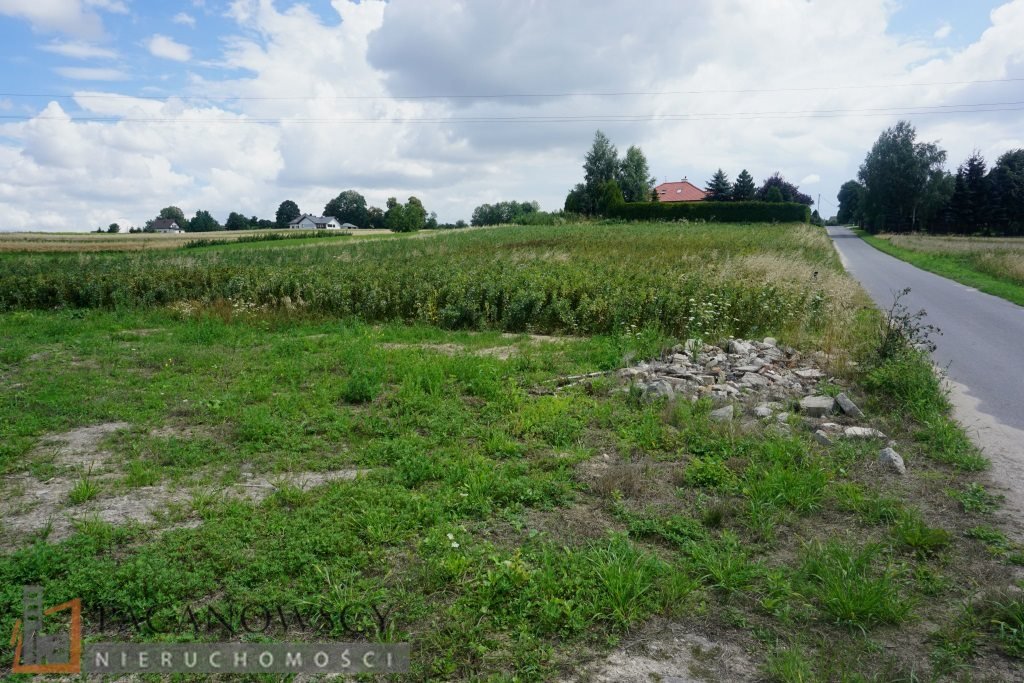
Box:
left=798, top=540, right=912, bottom=630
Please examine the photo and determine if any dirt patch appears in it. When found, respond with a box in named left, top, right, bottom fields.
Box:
left=569, top=626, right=759, bottom=682
left=233, top=469, right=369, bottom=503
left=380, top=342, right=519, bottom=360
left=37, top=421, right=131, bottom=469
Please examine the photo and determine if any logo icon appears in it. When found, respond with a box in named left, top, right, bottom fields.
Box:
left=9, top=586, right=82, bottom=674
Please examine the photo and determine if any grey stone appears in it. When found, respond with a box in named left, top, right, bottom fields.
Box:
left=776, top=412, right=790, bottom=423
left=844, top=426, right=887, bottom=439
left=740, top=372, right=769, bottom=387
left=735, top=365, right=762, bottom=373
left=710, top=404, right=734, bottom=422
left=813, top=430, right=833, bottom=446
left=728, top=340, right=753, bottom=355
left=794, top=368, right=824, bottom=380
left=754, top=403, right=773, bottom=418
left=644, top=380, right=675, bottom=400
left=878, top=447, right=906, bottom=475
left=763, top=337, right=778, bottom=347
left=836, top=392, right=864, bottom=418
left=799, top=395, right=835, bottom=417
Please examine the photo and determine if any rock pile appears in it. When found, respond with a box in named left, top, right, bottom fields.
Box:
left=619, top=337, right=829, bottom=405
left=615, top=337, right=905, bottom=470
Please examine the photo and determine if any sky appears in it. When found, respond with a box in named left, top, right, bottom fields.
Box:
left=0, top=0, right=1022, bottom=230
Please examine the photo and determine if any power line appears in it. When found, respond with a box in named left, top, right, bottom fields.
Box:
left=0, top=76, right=1022, bottom=102
left=2, top=102, right=1023, bottom=125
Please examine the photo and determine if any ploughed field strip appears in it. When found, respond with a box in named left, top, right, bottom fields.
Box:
left=1, top=222, right=1023, bottom=681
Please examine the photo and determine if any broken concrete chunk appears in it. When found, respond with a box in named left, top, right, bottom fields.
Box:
left=844, top=426, right=887, bottom=439
left=799, top=395, right=836, bottom=417
left=794, top=368, right=824, bottom=380
left=813, top=430, right=833, bottom=446
left=835, top=392, right=865, bottom=418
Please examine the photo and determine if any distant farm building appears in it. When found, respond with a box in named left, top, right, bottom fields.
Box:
left=288, top=214, right=343, bottom=229
left=654, top=178, right=707, bottom=202
left=151, top=219, right=183, bottom=233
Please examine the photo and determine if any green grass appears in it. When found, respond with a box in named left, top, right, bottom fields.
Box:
left=0, top=222, right=1015, bottom=680
left=0, top=222, right=850, bottom=341
left=858, top=232, right=1024, bottom=307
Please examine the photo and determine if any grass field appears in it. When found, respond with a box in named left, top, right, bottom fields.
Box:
left=1, top=222, right=1022, bottom=680
left=860, top=233, right=1024, bottom=307
left=0, top=228, right=392, bottom=253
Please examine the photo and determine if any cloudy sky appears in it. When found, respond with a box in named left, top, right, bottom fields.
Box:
left=0, top=0, right=1022, bottom=230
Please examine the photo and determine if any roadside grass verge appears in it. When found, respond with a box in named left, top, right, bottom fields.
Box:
left=858, top=231, right=1024, bottom=307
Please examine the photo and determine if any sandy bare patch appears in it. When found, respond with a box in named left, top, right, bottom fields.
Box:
left=36, top=421, right=131, bottom=469
left=570, top=628, right=758, bottom=682
left=234, top=469, right=369, bottom=503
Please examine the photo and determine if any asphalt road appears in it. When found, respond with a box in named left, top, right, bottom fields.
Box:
left=828, top=226, right=1024, bottom=534
left=828, top=226, right=1024, bottom=430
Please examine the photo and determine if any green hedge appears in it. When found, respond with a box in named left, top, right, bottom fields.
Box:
left=608, top=201, right=811, bottom=223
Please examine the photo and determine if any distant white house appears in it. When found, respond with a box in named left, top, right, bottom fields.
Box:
left=287, top=214, right=343, bottom=230
left=151, top=219, right=184, bottom=234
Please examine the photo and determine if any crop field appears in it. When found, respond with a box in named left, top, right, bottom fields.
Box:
left=862, top=232, right=1024, bottom=306
left=0, top=228, right=392, bottom=253
left=1, top=222, right=1022, bottom=681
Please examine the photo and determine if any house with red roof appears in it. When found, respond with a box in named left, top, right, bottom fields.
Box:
left=654, top=177, right=707, bottom=203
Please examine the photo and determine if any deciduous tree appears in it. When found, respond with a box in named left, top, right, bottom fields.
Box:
left=617, top=145, right=655, bottom=202
left=275, top=200, right=300, bottom=229
left=324, top=190, right=370, bottom=228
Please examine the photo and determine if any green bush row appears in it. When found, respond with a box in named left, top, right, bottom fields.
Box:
left=608, top=201, right=811, bottom=223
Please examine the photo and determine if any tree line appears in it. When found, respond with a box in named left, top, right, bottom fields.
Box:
left=137, top=191, right=450, bottom=234
left=838, top=120, right=1024, bottom=235
left=562, top=130, right=815, bottom=217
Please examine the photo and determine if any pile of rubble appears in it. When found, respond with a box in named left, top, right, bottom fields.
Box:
left=615, top=337, right=905, bottom=473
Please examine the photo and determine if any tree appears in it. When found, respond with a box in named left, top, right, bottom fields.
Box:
left=732, top=169, right=756, bottom=201
left=756, top=173, right=813, bottom=205
left=584, top=130, right=619, bottom=189
left=275, top=200, right=301, bottom=229
left=704, top=169, right=733, bottom=201
left=405, top=196, right=427, bottom=231
left=158, top=206, right=189, bottom=231
left=225, top=212, right=250, bottom=231
left=106, top=223, right=120, bottom=234
left=765, top=187, right=784, bottom=203
left=988, top=149, right=1024, bottom=234
left=950, top=152, right=991, bottom=232
left=324, top=190, right=370, bottom=228
left=190, top=210, right=220, bottom=232
left=594, top=180, right=625, bottom=215
left=836, top=180, right=865, bottom=225
left=857, top=120, right=946, bottom=232
left=564, top=183, right=592, bottom=215
left=617, top=145, right=655, bottom=202
left=367, top=206, right=385, bottom=229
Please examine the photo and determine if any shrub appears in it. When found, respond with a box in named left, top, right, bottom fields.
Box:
left=607, top=201, right=810, bottom=223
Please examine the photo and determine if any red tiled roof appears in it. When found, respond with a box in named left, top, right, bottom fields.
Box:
left=654, top=180, right=706, bottom=202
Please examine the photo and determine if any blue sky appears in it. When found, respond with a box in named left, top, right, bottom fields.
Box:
left=0, top=0, right=1023, bottom=229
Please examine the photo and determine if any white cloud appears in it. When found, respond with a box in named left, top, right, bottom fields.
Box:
left=3, top=0, right=1024, bottom=230
left=934, top=22, right=952, bottom=39
left=0, top=0, right=105, bottom=38
left=84, top=0, right=127, bottom=13
left=146, top=34, right=192, bottom=62
left=53, top=66, right=129, bottom=80
left=173, top=12, right=196, bottom=28
left=40, top=40, right=117, bottom=59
